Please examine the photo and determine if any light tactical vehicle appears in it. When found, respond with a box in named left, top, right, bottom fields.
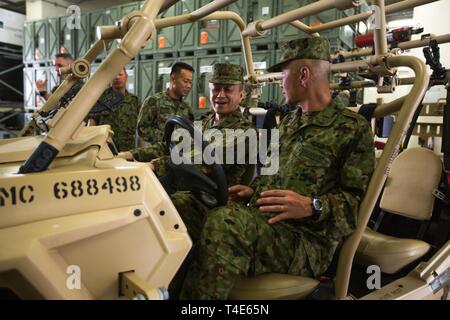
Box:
left=0, top=0, right=449, bottom=300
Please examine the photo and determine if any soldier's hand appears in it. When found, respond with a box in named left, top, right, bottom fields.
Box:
left=36, top=79, right=47, bottom=92
left=117, top=151, right=134, bottom=161
left=228, top=185, right=254, bottom=202
left=87, top=118, right=97, bottom=126
left=256, top=190, right=313, bottom=224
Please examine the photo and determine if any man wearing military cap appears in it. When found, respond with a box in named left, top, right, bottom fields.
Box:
left=178, top=37, right=375, bottom=299
left=127, top=63, right=253, bottom=178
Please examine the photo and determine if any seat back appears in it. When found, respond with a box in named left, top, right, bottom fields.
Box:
left=380, top=148, right=442, bottom=221
left=353, top=148, right=441, bottom=274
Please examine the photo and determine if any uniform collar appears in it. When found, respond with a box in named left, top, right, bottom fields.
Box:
left=107, top=86, right=127, bottom=96
left=300, top=97, right=345, bottom=127
left=165, top=90, right=183, bottom=102
left=207, top=109, right=244, bottom=128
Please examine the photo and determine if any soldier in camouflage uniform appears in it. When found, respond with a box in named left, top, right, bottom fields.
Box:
left=87, top=68, right=140, bottom=152
left=163, top=63, right=255, bottom=298
left=132, top=62, right=195, bottom=161
left=178, top=37, right=376, bottom=299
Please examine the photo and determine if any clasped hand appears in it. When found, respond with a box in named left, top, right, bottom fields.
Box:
left=228, top=186, right=313, bottom=224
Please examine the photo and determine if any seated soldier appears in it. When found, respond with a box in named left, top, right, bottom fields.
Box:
left=177, top=37, right=376, bottom=299
left=138, top=63, right=256, bottom=298
left=151, top=63, right=254, bottom=181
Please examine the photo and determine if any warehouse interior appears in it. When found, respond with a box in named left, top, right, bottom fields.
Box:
left=0, top=1, right=447, bottom=152
left=0, top=0, right=449, bottom=301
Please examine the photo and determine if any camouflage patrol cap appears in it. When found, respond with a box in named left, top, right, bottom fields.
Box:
left=267, top=37, right=331, bottom=72
left=209, top=63, right=244, bottom=85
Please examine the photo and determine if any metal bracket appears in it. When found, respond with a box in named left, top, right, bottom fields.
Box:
left=429, top=268, right=450, bottom=295
left=369, top=56, right=396, bottom=76
left=377, top=75, right=397, bottom=93
left=118, top=271, right=169, bottom=300
left=356, top=54, right=398, bottom=93
left=433, top=188, right=448, bottom=204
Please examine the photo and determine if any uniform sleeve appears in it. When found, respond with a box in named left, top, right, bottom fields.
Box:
left=136, top=96, right=158, bottom=143
left=150, top=155, right=169, bottom=178
left=131, top=142, right=166, bottom=163
left=130, top=96, right=140, bottom=138
left=188, top=104, right=195, bottom=121
left=133, top=96, right=141, bottom=116
left=118, top=95, right=140, bottom=151
left=314, top=121, right=375, bottom=238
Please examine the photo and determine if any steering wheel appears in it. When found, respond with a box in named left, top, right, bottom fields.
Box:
left=159, top=116, right=228, bottom=208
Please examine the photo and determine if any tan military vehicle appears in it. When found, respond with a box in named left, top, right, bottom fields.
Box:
left=0, top=0, right=448, bottom=300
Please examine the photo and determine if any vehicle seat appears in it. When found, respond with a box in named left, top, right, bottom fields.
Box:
left=356, top=148, right=442, bottom=274
left=229, top=274, right=319, bottom=300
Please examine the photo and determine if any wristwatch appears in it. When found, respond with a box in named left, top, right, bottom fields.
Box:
left=311, top=196, right=323, bottom=218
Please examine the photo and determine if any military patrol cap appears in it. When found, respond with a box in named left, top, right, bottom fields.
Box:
left=267, top=37, right=331, bottom=72
left=210, top=63, right=244, bottom=85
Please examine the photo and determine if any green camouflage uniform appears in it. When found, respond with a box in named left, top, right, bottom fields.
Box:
left=178, top=38, right=376, bottom=300
left=131, top=142, right=166, bottom=163
left=239, top=84, right=253, bottom=109
left=167, top=63, right=257, bottom=297
left=89, top=87, right=140, bottom=152
left=133, top=91, right=194, bottom=161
